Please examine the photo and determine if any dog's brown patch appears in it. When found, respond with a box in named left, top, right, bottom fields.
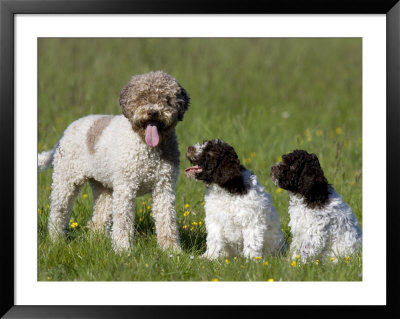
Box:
left=86, top=116, right=113, bottom=154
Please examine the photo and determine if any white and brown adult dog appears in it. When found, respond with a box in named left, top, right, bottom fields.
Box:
left=38, top=71, right=190, bottom=252
left=271, top=150, right=362, bottom=262
left=185, top=139, right=287, bottom=259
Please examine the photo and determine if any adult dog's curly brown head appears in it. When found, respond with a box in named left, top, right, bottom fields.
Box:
left=270, top=150, right=329, bottom=208
left=185, top=139, right=247, bottom=195
left=119, top=71, right=190, bottom=147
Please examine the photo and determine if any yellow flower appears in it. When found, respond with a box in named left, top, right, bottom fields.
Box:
left=267, top=278, right=274, bottom=282
left=139, top=218, right=143, bottom=222
left=139, top=209, right=143, bottom=213
left=190, top=227, right=195, bottom=231
left=225, top=259, right=230, bottom=265
left=82, top=193, right=88, bottom=199
left=295, top=134, right=303, bottom=145
left=244, top=157, right=251, bottom=164
left=183, top=225, right=188, bottom=229
left=315, top=259, right=320, bottom=265
left=250, top=152, right=257, bottom=157
left=202, top=201, right=205, bottom=206
left=316, top=129, right=323, bottom=137
left=276, top=156, right=283, bottom=163
left=149, top=212, right=152, bottom=217
left=183, top=211, right=190, bottom=217
left=295, top=255, right=301, bottom=260
left=184, top=203, right=190, bottom=209
left=345, top=256, right=351, bottom=263
left=147, top=205, right=151, bottom=210
left=253, top=256, right=261, bottom=261
left=275, top=188, right=283, bottom=194
left=335, top=127, right=343, bottom=135
left=330, top=257, right=336, bottom=262
left=191, top=221, right=198, bottom=226
left=211, top=278, right=219, bottom=282
left=304, top=129, right=312, bottom=142
left=198, top=221, right=202, bottom=225
left=46, top=204, right=50, bottom=209
left=291, top=260, right=297, bottom=267
left=37, top=208, right=42, bottom=214
left=263, top=261, right=269, bottom=266
left=145, top=264, right=149, bottom=268
left=70, top=222, right=78, bottom=229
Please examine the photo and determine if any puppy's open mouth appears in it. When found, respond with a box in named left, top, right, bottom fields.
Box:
left=144, top=121, right=160, bottom=147
left=184, top=165, right=203, bottom=179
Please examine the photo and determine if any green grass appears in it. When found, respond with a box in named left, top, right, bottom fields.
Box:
left=38, top=38, right=362, bottom=281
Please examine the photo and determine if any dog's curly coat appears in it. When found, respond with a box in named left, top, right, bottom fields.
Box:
left=271, top=150, right=362, bottom=262
left=38, top=71, right=189, bottom=252
left=185, top=139, right=287, bottom=259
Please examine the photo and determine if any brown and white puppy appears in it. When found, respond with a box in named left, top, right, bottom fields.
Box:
left=185, top=139, right=286, bottom=259
left=271, top=150, right=362, bottom=262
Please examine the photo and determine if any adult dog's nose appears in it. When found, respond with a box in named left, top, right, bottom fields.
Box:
left=147, top=109, right=158, bottom=118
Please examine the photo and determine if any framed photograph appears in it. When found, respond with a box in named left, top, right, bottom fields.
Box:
left=1, top=0, right=399, bottom=317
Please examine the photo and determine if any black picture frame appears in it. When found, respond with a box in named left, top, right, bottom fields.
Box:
left=1, top=0, right=399, bottom=317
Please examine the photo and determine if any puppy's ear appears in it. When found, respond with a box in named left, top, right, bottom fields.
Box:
left=119, top=83, right=134, bottom=119
left=214, top=146, right=246, bottom=194
left=299, top=162, right=329, bottom=208
left=176, top=85, right=190, bottom=121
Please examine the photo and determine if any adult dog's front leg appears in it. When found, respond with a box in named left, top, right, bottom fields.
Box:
left=111, top=185, right=136, bottom=252
left=152, top=177, right=180, bottom=251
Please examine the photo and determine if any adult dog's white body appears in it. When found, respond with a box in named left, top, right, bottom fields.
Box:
left=38, top=71, right=190, bottom=252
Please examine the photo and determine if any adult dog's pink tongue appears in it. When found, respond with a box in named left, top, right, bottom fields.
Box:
left=145, top=123, right=159, bottom=147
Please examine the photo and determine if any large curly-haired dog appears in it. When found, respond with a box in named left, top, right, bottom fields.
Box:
left=270, top=150, right=362, bottom=262
left=185, top=139, right=287, bottom=259
left=38, top=71, right=190, bottom=252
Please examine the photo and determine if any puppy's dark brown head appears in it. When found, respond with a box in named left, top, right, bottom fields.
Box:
left=185, top=139, right=247, bottom=195
left=270, top=150, right=329, bottom=208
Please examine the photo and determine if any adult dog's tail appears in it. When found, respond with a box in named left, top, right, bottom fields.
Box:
left=38, top=149, right=54, bottom=171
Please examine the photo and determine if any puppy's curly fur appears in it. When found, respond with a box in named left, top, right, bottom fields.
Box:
left=186, top=139, right=247, bottom=195
left=38, top=71, right=189, bottom=252
left=185, top=139, right=287, bottom=259
left=271, top=150, right=329, bottom=208
left=271, top=149, right=362, bottom=262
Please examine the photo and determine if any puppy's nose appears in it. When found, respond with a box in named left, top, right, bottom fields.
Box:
left=270, top=165, right=278, bottom=176
left=147, top=109, right=158, bottom=118
left=186, top=146, right=195, bottom=158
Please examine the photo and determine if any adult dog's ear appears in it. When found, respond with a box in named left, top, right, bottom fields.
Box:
left=176, top=85, right=190, bottom=121
left=119, top=83, right=134, bottom=119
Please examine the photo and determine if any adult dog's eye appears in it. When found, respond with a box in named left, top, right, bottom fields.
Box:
left=166, top=97, right=173, bottom=106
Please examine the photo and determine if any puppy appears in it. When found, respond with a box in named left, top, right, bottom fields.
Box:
left=270, top=150, right=362, bottom=262
left=185, top=139, right=286, bottom=259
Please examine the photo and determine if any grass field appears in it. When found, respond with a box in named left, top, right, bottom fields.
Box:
left=38, top=38, right=362, bottom=281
